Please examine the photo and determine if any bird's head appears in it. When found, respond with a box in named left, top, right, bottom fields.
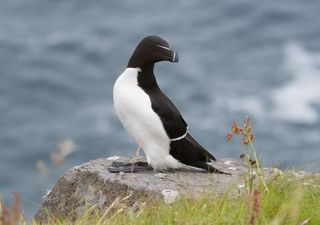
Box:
left=127, top=35, right=179, bottom=68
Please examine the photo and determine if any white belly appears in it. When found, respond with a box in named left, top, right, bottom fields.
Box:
left=113, top=68, right=180, bottom=170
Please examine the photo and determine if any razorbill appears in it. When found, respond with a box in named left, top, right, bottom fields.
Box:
left=112, top=35, right=226, bottom=174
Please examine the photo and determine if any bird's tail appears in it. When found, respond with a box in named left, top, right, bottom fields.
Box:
left=170, top=133, right=229, bottom=174
left=192, top=161, right=230, bottom=174
left=184, top=134, right=216, bottom=161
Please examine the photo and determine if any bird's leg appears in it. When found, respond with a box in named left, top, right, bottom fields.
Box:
left=108, top=161, right=153, bottom=173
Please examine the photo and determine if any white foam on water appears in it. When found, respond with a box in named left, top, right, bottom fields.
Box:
left=271, top=42, right=320, bottom=124
left=215, top=95, right=266, bottom=119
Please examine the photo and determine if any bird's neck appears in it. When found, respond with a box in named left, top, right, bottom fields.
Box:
left=136, top=64, right=159, bottom=90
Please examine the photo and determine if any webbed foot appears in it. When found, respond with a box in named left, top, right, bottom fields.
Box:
left=108, top=161, right=153, bottom=173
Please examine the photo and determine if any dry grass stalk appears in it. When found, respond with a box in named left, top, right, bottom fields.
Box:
left=0, top=193, right=20, bottom=225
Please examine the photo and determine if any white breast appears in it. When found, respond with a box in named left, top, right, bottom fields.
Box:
left=113, top=68, right=181, bottom=170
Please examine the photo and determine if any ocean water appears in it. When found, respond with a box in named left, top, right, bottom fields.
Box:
left=1, top=0, right=320, bottom=217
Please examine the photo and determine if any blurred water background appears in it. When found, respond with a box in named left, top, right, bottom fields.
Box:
left=1, top=0, right=320, bottom=218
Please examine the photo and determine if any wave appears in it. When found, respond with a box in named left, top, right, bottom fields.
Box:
left=271, top=42, right=320, bottom=124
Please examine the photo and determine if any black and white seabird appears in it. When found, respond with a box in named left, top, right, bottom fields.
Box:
left=112, top=35, right=226, bottom=174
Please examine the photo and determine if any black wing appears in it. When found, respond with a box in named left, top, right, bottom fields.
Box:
left=147, top=89, right=188, bottom=139
left=170, top=133, right=216, bottom=162
left=145, top=88, right=226, bottom=173
left=169, top=134, right=227, bottom=173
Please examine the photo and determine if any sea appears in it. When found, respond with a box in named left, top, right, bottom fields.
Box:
left=1, top=0, right=320, bottom=218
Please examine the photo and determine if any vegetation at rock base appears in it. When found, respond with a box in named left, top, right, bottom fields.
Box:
left=1, top=117, right=319, bottom=225
left=1, top=172, right=319, bottom=225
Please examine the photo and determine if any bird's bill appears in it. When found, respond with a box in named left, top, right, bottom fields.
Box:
left=154, top=44, right=179, bottom=63
left=170, top=50, right=179, bottom=63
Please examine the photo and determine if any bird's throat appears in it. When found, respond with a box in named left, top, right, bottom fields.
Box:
left=137, top=64, right=159, bottom=90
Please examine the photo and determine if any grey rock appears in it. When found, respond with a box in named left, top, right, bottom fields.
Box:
left=34, top=157, right=266, bottom=222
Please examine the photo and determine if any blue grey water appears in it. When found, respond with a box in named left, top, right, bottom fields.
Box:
left=1, top=0, right=320, bottom=218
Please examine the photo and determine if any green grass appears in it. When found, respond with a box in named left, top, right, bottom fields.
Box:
left=92, top=172, right=320, bottom=225
left=2, top=171, right=319, bottom=225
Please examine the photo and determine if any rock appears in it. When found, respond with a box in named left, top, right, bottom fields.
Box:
left=162, top=189, right=179, bottom=204
left=34, top=156, right=266, bottom=222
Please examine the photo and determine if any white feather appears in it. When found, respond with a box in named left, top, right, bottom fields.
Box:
left=113, top=68, right=181, bottom=170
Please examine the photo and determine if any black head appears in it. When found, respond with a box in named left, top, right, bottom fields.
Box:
left=127, top=35, right=179, bottom=68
